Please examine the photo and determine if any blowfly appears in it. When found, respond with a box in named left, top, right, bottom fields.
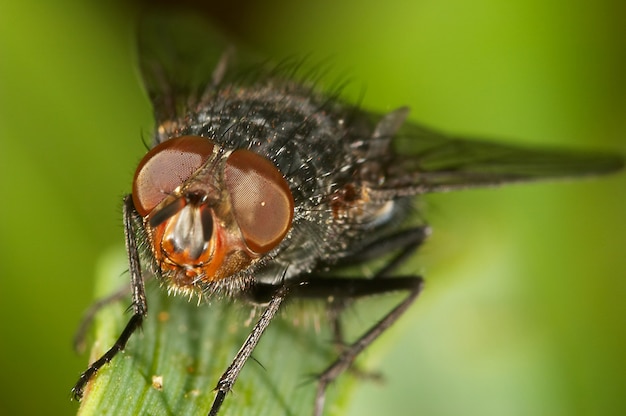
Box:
left=72, top=11, right=624, bottom=416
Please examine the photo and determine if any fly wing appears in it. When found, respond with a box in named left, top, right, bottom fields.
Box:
left=136, top=11, right=264, bottom=144
left=137, top=12, right=224, bottom=126
left=371, top=110, right=624, bottom=197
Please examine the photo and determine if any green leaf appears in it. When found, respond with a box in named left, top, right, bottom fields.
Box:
left=76, top=248, right=359, bottom=415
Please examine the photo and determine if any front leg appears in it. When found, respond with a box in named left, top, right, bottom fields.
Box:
left=72, top=195, right=148, bottom=400
left=209, top=285, right=288, bottom=416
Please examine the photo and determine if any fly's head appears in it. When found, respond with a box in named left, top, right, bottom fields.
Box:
left=132, top=135, right=294, bottom=296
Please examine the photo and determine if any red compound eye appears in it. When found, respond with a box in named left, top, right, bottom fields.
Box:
left=224, top=149, right=294, bottom=254
left=132, top=136, right=214, bottom=216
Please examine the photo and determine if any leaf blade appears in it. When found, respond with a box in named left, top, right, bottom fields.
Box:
left=76, top=248, right=357, bottom=416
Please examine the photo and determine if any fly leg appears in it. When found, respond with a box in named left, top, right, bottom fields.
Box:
left=209, top=286, right=288, bottom=416
left=327, top=226, right=429, bottom=347
left=213, top=226, right=429, bottom=415
left=316, top=278, right=422, bottom=416
left=283, top=276, right=423, bottom=416
left=292, top=225, right=428, bottom=415
left=71, top=195, right=148, bottom=400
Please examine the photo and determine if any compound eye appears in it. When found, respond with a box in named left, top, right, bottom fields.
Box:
left=132, top=136, right=214, bottom=216
left=224, top=149, right=294, bottom=254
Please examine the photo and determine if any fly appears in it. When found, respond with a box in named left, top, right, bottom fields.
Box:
left=71, top=11, right=624, bottom=416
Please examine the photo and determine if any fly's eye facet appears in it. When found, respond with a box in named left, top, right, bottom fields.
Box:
left=132, top=136, right=214, bottom=216
left=224, top=149, right=294, bottom=254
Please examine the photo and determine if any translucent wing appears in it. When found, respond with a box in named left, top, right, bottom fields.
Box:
left=137, top=13, right=222, bottom=124
left=137, top=13, right=623, bottom=195
left=137, top=10, right=271, bottom=146
left=369, top=109, right=624, bottom=197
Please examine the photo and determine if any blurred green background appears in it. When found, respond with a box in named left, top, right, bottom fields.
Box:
left=0, top=0, right=624, bottom=415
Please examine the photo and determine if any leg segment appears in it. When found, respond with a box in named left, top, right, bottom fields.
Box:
left=295, top=226, right=428, bottom=415
left=209, top=286, right=288, bottom=416
left=324, top=225, right=428, bottom=356
left=214, top=225, right=428, bottom=414
left=312, top=277, right=423, bottom=416
left=71, top=195, right=148, bottom=400
left=252, top=275, right=423, bottom=416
